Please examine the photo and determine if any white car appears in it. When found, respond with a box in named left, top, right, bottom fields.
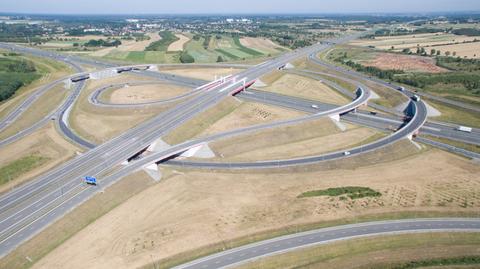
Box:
left=343, top=151, right=351, bottom=156
left=311, top=104, right=319, bottom=109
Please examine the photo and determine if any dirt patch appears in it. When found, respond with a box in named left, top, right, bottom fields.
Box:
left=362, top=53, right=448, bottom=73
left=31, top=147, right=480, bottom=269
left=108, top=84, right=190, bottom=104
left=262, top=73, right=349, bottom=105
left=198, top=101, right=305, bottom=137
left=167, top=34, right=190, bottom=52
left=0, top=123, right=81, bottom=194
left=160, top=67, right=243, bottom=81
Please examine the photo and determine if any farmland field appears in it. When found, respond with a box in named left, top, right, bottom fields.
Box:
left=95, top=33, right=284, bottom=63
left=350, top=32, right=480, bottom=58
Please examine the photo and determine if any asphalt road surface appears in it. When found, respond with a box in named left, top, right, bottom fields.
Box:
left=172, top=218, right=480, bottom=269
left=0, top=38, right=349, bottom=257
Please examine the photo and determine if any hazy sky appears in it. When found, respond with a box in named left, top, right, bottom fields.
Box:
left=1, top=0, right=479, bottom=14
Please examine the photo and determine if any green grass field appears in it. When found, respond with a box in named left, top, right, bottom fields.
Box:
left=0, top=155, right=49, bottom=186
left=298, top=186, right=382, bottom=199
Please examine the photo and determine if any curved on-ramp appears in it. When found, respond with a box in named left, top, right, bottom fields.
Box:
left=172, top=218, right=480, bottom=269
left=161, top=92, right=427, bottom=169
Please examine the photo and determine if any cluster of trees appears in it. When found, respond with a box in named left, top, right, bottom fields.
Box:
left=0, top=23, right=46, bottom=43
left=401, top=47, right=458, bottom=57
left=436, top=57, right=480, bottom=71
left=452, top=28, right=480, bottom=36
left=84, top=39, right=121, bottom=47
left=0, top=58, right=39, bottom=102
left=366, top=27, right=443, bottom=38
left=396, top=73, right=480, bottom=93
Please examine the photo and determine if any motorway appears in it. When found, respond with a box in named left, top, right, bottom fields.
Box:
left=0, top=39, right=351, bottom=257
left=86, top=73, right=480, bottom=150
left=0, top=33, right=476, bottom=263
left=172, top=218, right=480, bottom=269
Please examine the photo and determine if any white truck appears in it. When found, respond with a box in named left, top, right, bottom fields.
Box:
left=411, top=95, right=421, bottom=102
left=457, top=126, right=472, bottom=133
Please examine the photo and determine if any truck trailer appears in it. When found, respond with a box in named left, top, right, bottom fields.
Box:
left=457, top=126, right=473, bottom=133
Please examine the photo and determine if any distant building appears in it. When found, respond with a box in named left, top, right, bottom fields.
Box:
left=84, top=28, right=105, bottom=33
left=126, top=19, right=139, bottom=23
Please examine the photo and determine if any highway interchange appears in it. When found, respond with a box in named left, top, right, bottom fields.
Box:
left=0, top=33, right=479, bottom=267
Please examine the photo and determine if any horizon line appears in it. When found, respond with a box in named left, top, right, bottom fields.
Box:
left=1, top=11, right=480, bottom=16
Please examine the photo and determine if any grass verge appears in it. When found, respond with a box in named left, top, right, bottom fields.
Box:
left=427, top=99, right=480, bottom=128
left=236, top=233, right=480, bottom=269
left=0, top=155, right=49, bottom=186
left=422, top=135, right=480, bottom=154
left=163, top=97, right=241, bottom=144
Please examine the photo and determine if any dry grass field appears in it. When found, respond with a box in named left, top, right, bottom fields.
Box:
left=363, top=53, right=448, bottom=73
left=349, top=33, right=480, bottom=58
left=240, top=37, right=286, bottom=54
left=160, top=67, right=243, bottom=81
left=215, top=125, right=379, bottom=161
left=29, top=145, right=480, bottom=269
left=198, top=101, right=306, bottom=137
left=262, top=73, right=349, bottom=105
left=91, top=32, right=162, bottom=57
left=167, top=33, right=190, bottom=52
left=429, top=42, right=480, bottom=59
left=208, top=117, right=339, bottom=159
left=107, top=83, right=190, bottom=104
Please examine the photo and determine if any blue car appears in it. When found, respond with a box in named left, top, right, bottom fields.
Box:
left=84, top=176, right=97, bottom=185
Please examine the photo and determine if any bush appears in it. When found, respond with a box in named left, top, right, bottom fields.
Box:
left=298, top=186, right=381, bottom=199
left=84, top=39, right=121, bottom=47
left=179, top=52, right=195, bottom=63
